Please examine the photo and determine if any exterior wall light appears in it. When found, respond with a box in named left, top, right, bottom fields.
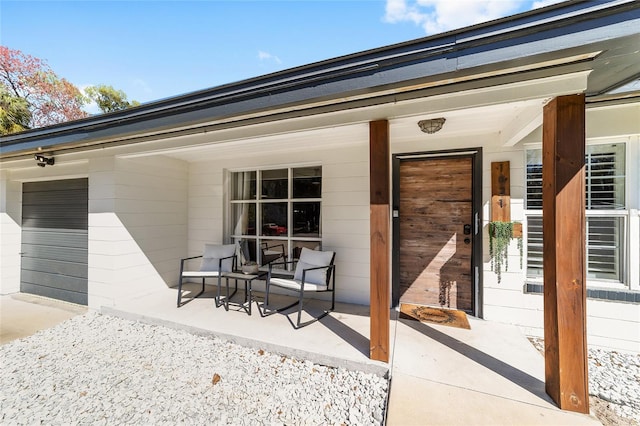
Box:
left=34, top=154, right=54, bottom=167
left=418, top=118, right=446, bottom=134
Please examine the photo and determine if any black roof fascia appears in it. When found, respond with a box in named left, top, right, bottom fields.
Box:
left=1, top=0, right=638, bottom=158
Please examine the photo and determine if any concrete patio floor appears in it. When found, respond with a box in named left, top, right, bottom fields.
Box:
left=1, top=287, right=602, bottom=425
left=0, top=292, right=87, bottom=344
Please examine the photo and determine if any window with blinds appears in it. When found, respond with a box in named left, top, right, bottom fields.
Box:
left=586, top=144, right=626, bottom=210
left=525, top=143, right=626, bottom=283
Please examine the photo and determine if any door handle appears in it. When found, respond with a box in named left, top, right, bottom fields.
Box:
left=463, top=224, right=471, bottom=235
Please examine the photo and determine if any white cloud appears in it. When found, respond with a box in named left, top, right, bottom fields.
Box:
left=384, top=0, right=565, bottom=35
left=385, top=0, right=427, bottom=25
left=258, top=51, right=282, bottom=65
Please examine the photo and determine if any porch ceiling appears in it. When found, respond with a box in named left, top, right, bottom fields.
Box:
left=388, top=99, right=543, bottom=144
left=121, top=98, right=545, bottom=163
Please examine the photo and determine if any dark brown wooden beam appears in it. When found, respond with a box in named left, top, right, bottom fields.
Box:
left=369, top=119, right=390, bottom=362
left=491, top=161, right=511, bottom=223
left=490, top=161, right=522, bottom=237
left=542, top=94, right=589, bottom=413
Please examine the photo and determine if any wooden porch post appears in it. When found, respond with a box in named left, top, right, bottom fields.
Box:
left=369, top=119, right=390, bottom=362
left=542, top=94, right=589, bottom=413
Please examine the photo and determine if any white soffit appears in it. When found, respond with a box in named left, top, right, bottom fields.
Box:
left=500, top=107, right=543, bottom=147
left=389, top=98, right=545, bottom=141
left=118, top=122, right=370, bottom=162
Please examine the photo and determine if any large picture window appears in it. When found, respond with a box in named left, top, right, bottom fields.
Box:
left=229, top=166, right=322, bottom=269
left=525, top=143, right=627, bottom=283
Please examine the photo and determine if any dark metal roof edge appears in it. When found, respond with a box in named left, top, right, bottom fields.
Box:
left=0, top=0, right=636, bottom=148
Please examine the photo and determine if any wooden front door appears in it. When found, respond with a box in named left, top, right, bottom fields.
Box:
left=397, top=156, right=474, bottom=312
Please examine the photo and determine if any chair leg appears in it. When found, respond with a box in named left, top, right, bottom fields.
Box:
left=178, top=276, right=206, bottom=308
left=330, top=269, right=336, bottom=311
left=245, top=281, right=251, bottom=316
left=261, top=289, right=299, bottom=317
left=331, top=288, right=336, bottom=311
left=224, top=277, right=230, bottom=311
left=264, top=277, right=270, bottom=306
left=215, top=276, right=222, bottom=308
left=264, top=283, right=335, bottom=328
left=193, top=278, right=206, bottom=301
left=292, top=290, right=335, bottom=329
left=296, top=287, right=305, bottom=328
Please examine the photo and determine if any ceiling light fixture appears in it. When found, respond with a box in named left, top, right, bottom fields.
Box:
left=418, top=118, right=446, bottom=134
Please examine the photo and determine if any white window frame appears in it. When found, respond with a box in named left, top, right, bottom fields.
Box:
left=226, top=165, right=323, bottom=266
left=524, top=139, right=632, bottom=289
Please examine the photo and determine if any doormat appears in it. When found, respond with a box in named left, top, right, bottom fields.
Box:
left=400, top=303, right=471, bottom=329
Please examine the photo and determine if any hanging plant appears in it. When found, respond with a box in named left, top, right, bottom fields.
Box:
left=517, top=236, right=523, bottom=270
left=489, top=221, right=522, bottom=283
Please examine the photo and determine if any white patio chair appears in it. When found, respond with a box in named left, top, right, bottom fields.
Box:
left=176, top=243, right=237, bottom=307
left=263, top=247, right=336, bottom=328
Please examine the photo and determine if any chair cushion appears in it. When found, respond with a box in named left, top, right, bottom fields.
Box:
left=200, top=244, right=236, bottom=273
left=293, top=248, right=334, bottom=285
left=181, top=271, right=221, bottom=278
left=269, top=277, right=327, bottom=292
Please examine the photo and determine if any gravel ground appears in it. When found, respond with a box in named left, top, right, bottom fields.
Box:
left=3, top=312, right=637, bottom=426
left=529, top=337, right=640, bottom=426
left=0, top=312, right=388, bottom=425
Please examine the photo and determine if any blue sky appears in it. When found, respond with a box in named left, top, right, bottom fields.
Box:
left=2, top=0, right=561, bottom=112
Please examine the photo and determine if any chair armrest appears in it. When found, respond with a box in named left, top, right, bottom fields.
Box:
left=218, top=254, right=237, bottom=271
left=181, top=255, right=203, bottom=262
left=180, top=255, right=203, bottom=271
left=269, top=259, right=296, bottom=268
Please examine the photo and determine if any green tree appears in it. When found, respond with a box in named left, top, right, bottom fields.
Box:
left=0, top=86, right=31, bottom=135
left=85, top=85, right=140, bottom=113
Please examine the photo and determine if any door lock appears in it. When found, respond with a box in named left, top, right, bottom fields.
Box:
left=463, top=224, right=472, bottom=235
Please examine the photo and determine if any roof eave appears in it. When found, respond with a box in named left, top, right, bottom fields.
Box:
left=1, top=0, right=638, bottom=158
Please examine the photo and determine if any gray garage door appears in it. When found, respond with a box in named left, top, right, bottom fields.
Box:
left=21, top=179, right=88, bottom=305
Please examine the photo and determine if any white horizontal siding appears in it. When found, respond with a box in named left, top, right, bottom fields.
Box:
left=187, top=162, right=223, bottom=254
left=323, top=190, right=369, bottom=207
left=187, top=125, right=372, bottom=305
left=0, top=175, right=21, bottom=295
left=88, top=157, right=188, bottom=308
